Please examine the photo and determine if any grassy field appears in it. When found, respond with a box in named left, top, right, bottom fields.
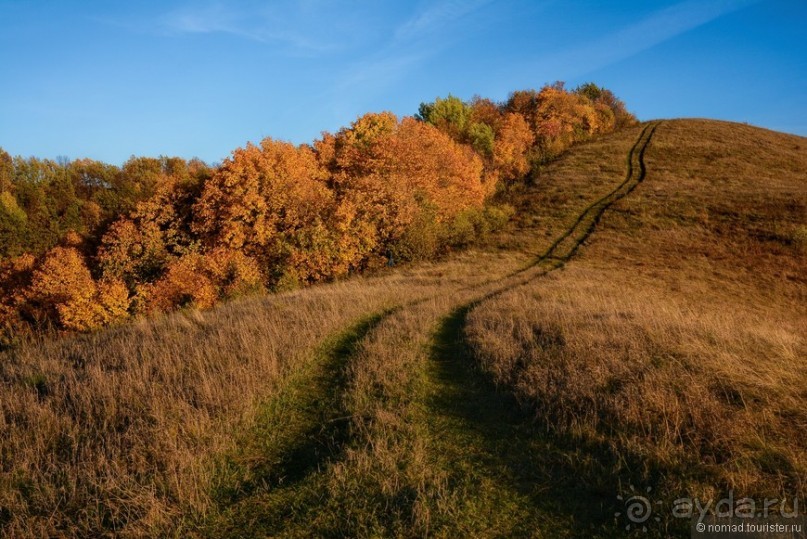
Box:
left=1, top=119, right=804, bottom=537
left=468, top=120, right=807, bottom=535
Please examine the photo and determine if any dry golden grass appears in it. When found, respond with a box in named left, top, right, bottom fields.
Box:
left=210, top=263, right=565, bottom=537
left=467, top=119, right=807, bottom=504
left=0, top=251, right=524, bottom=537
left=197, top=130, right=665, bottom=536
left=492, top=123, right=647, bottom=254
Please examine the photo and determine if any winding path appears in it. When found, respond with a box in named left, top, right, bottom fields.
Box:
left=204, top=122, right=660, bottom=537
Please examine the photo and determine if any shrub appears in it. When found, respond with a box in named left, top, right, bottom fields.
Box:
left=140, top=254, right=217, bottom=314
left=391, top=208, right=444, bottom=262
left=204, top=248, right=265, bottom=299
left=25, top=247, right=131, bottom=331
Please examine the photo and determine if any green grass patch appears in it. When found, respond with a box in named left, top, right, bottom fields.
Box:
left=201, top=311, right=393, bottom=538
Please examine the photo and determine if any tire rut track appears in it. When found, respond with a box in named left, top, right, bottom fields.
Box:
left=453, top=121, right=659, bottom=302
left=205, top=122, right=659, bottom=537
left=204, top=310, right=395, bottom=536
left=419, top=122, right=660, bottom=535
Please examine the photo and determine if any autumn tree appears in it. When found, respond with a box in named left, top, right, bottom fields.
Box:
left=97, top=218, right=167, bottom=287
left=203, top=247, right=264, bottom=299
left=0, top=191, right=28, bottom=258
left=0, top=83, right=635, bottom=333
left=69, top=158, right=117, bottom=202
left=194, top=139, right=327, bottom=253
left=320, top=112, right=488, bottom=264
left=193, top=137, right=344, bottom=286
left=0, top=148, right=13, bottom=193
left=575, top=82, right=636, bottom=129
left=493, top=112, right=534, bottom=184
left=416, top=95, right=471, bottom=141
left=140, top=249, right=264, bottom=313
left=469, top=97, right=502, bottom=129
left=417, top=95, right=499, bottom=158
left=0, top=253, right=35, bottom=342
left=120, top=157, right=163, bottom=202
left=391, top=117, right=488, bottom=217
left=24, top=246, right=129, bottom=331
left=98, top=163, right=205, bottom=287
left=505, top=83, right=616, bottom=165
left=138, top=253, right=217, bottom=314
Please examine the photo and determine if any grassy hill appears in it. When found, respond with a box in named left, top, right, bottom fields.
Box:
left=1, top=120, right=804, bottom=537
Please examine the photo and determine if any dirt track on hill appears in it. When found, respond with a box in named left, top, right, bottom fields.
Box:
left=205, top=123, right=660, bottom=537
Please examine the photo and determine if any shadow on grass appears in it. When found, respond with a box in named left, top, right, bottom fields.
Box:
left=396, top=125, right=670, bottom=537
left=205, top=125, right=670, bottom=537
left=204, top=310, right=393, bottom=537
left=427, top=304, right=683, bottom=538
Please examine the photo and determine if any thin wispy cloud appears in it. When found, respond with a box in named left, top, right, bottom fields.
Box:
left=526, top=0, right=760, bottom=80
left=161, top=3, right=260, bottom=40
left=335, top=0, right=497, bottom=99
left=157, top=1, right=360, bottom=54
left=394, top=0, right=495, bottom=42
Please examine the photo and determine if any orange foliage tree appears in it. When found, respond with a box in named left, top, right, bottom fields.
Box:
left=575, top=82, right=635, bottom=129
left=0, top=253, right=35, bottom=341
left=25, top=246, right=129, bottom=331
left=192, top=138, right=343, bottom=286
left=319, top=112, right=488, bottom=263
left=506, top=83, right=634, bottom=165
left=138, top=253, right=217, bottom=314
left=139, top=248, right=264, bottom=314
left=98, top=169, right=203, bottom=287
left=493, top=112, right=535, bottom=184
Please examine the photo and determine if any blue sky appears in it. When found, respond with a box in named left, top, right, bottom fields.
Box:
left=0, top=0, right=804, bottom=165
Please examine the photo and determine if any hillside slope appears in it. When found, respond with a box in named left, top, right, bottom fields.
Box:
left=1, top=120, right=804, bottom=538
left=469, top=119, right=806, bottom=534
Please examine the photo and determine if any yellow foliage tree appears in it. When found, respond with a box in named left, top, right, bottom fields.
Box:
left=26, top=247, right=130, bottom=331
left=0, top=253, right=35, bottom=341
left=95, top=278, right=131, bottom=325
left=493, top=112, right=535, bottom=184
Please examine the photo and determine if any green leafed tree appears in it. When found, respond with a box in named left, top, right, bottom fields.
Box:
left=417, top=94, right=472, bottom=141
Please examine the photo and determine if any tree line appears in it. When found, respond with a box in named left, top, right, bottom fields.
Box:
left=0, top=82, right=635, bottom=341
